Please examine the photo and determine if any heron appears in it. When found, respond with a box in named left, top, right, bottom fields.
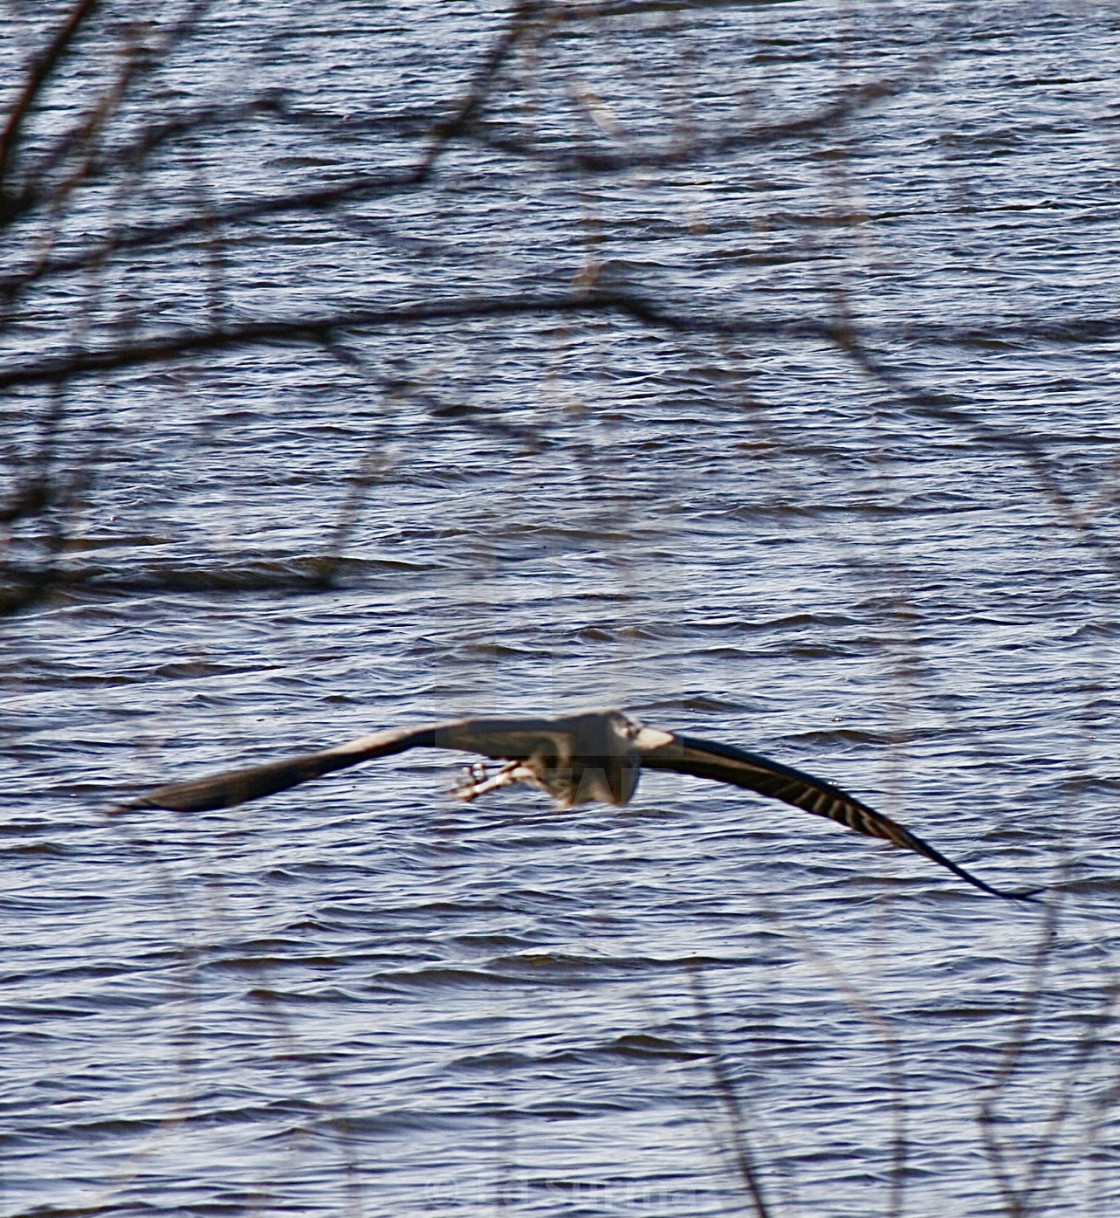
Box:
left=115, top=707, right=1037, bottom=901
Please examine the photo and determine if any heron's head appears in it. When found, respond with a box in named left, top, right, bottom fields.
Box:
left=440, top=709, right=645, bottom=809
left=531, top=709, right=644, bottom=808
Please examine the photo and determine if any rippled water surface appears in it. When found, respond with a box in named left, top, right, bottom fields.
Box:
left=2, top=2, right=1118, bottom=1215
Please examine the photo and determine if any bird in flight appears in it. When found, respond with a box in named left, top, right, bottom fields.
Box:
left=116, top=708, right=1037, bottom=902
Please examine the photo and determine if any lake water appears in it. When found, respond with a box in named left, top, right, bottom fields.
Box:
left=1, top=1, right=1118, bottom=1215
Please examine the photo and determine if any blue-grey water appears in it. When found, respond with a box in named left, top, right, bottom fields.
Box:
left=2, top=2, right=1118, bottom=1215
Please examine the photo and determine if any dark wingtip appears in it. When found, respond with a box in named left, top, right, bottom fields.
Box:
left=106, top=794, right=179, bottom=816
left=966, top=878, right=1045, bottom=903
left=1002, top=886, right=1045, bottom=903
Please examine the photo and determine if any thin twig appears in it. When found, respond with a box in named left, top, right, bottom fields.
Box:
left=687, top=959, right=771, bottom=1218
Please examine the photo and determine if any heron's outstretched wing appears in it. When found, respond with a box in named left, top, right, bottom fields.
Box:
left=113, top=723, right=447, bottom=813
left=637, top=731, right=1038, bottom=902
left=112, top=710, right=634, bottom=814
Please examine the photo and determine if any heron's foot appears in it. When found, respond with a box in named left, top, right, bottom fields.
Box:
left=452, top=760, right=522, bottom=802
left=452, top=761, right=489, bottom=802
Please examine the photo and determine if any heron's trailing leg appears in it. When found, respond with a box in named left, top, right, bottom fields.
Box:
left=452, top=760, right=536, bottom=802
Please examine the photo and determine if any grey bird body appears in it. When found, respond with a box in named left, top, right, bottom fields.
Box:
left=116, top=708, right=1037, bottom=902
